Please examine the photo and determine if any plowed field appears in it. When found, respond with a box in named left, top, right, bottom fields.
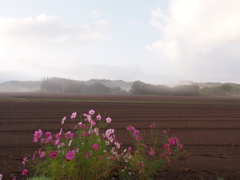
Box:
left=0, top=92, right=240, bottom=180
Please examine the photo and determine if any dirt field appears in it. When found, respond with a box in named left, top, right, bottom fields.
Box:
left=0, top=92, right=240, bottom=180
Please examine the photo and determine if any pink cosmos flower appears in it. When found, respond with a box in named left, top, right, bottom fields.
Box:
left=39, top=151, right=45, bottom=158
left=163, top=144, right=170, bottom=150
left=167, top=150, right=172, bottom=155
left=53, top=139, right=60, bottom=145
left=162, top=130, right=167, bottom=134
left=94, top=128, right=99, bottom=133
left=90, top=120, right=96, bottom=125
left=55, top=128, right=63, bottom=139
left=61, top=116, right=66, bottom=125
left=22, top=157, right=27, bottom=166
left=70, top=112, right=77, bottom=119
left=114, top=142, right=120, bottom=149
left=22, top=169, right=28, bottom=175
left=82, top=132, right=90, bottom=136
left=115, top=153, right=120, bottom=158
left=35, top=129, right=43, bottom=137
left=133, top=130, right=140, bottom=136
left=108, top=136, right=114, bottom=142
left=0, top=174, right=2, bottom=180
left=66, top=151, right=75, bottom=160
left=168, top=137, right=179, bottom=146
left=78, top=122, right=87, bottom=129
left=113, top=134, right=117, bottom=142
left=174, top=137, right=179, bottom=143
left=57, top=142, right=65, bottom=149
left=46, top=132, right=52, bottom=138
left=55, top=133, right=61, bottom=139
left=96, top=114, right=101, bottom=120
left=106, top=117, right=112, bottom=123
left=85, top=152, right=89, bottom=159
left=87, top=115, right=91, bottom=122
left=105, top=141, right=110, bottom=145
left=92, top=143, right=99, bottom=150
left=12, top=176, right=16, bottom=180
left=150, top=124, right=156, bottom=128
left=88, top=129, right=93, bottom=134
left=72, top=147, right=79, bottom=153
left=177, top=143, right=183, bottom=149
left=109, top=156, right=114, bottom=160
left=142, top=144, right=148, bottom=149
left=40, top=138, right=46, bottom=144
left=148, top=147, right=154, bottom=156
left=105, top=129, right=114, bottom=136
left=89, top=109, right=95, bottom=115
left=128, top=147, right=132, bottom=152
left=32, top=153, right=36, bottom=160
left=135, top=136, right=142, bottom=140
left=49, top=151, right=57, bottom=159
left=168, top=137, right=176, bottom=145
left=65, top=131, right=74, bottom=139
left=45, top=138, right=52, bottom=143
left=126, top=125, right=135, bottom=131
left=33, top=129, right=43, bottom=142
left=166, top=156, right=171, bottom=163
left=159, top=153, right=165, bottom=159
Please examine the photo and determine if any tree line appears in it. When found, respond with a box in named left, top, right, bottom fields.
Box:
left=130, top=81, right=240, bottom=97
left=130, top=81, right=200, bottom=96
left=41, top=77, right=128, bottom=95
left=40, top=77, right=240, bottom=97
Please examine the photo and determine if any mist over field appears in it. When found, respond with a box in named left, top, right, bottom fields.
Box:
left=1, top=77, right=240, bottom=97
left=0, top=0, right=240, bottom=87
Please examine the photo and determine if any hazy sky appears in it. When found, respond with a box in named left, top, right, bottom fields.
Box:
left=0, top=0, right=240, bottom=85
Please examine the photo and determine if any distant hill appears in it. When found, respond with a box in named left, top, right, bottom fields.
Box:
left=0, top=78, right=132, bottom=93
left=0, top=81, right=41, bottom=92
left=40, top=77, right=132, bottom=95
left=1, top=78, right=240, bottom=97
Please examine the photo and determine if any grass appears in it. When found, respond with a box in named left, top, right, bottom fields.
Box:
left=26, top=176, right=54, bottom=180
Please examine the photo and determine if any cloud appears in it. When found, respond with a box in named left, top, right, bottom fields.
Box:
left=147, top=0, right=240, bottom=82
left=44, top=61, right=144, bottom=82
left=88, top=10, right=101, bottom=19
left=127, top=19, right=138, bottom=25
left=0, top=70, right=41, bottom=83
left=0, top=14, right=111, bottom=49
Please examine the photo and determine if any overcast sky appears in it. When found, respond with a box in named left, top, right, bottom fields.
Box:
left=0, top=0, right=240, bottom=85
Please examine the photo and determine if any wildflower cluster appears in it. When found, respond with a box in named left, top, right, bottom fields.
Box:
left=119, top=124, right=183, bottom=179
left=19, top=109, right=182, bottom=180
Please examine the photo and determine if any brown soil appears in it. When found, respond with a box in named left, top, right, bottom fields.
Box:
left=0, top=92, right=240, bottom=180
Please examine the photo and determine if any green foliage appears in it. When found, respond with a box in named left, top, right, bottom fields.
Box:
left=26, top=176, right=54, bottom=180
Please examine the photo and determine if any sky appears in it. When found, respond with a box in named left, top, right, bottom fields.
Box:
left=0, top=0, right=240, bottom=85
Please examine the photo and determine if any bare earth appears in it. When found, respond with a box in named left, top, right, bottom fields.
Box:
left=0, top=92, right=240, bottom=180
